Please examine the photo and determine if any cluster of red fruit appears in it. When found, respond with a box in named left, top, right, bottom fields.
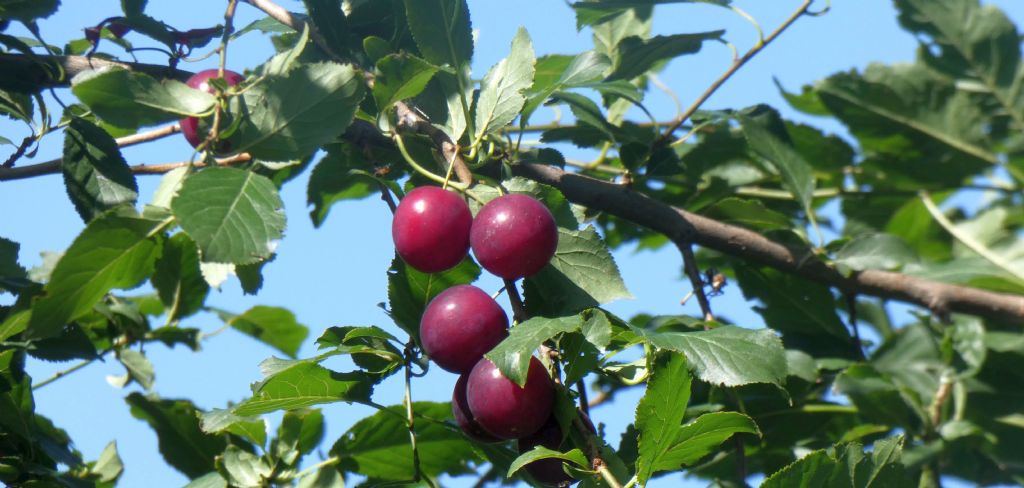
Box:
left=393, top=187, right=573, bottom=486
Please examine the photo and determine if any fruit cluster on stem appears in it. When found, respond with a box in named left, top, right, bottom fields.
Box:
left=392, top=185, right=576, bottom=486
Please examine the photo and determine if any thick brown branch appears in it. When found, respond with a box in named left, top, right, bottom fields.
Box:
left=394, top=102, right=474, bottom=186
left=512, top=163, right=1024, bottom=325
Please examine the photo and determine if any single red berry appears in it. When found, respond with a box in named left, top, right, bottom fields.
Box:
left=421, top=285, right=508, bottom=374
left=466, top=357, right=553, bottom=439
left=180, top=69, right=244, bottom=152
left=452, top=374, right=501, bottom=443
left=392, top=186, right=472, bottom=273
left=470, top=194, right=558, bottom=279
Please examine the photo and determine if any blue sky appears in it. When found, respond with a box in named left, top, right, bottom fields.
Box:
left=2, top=1, right=1023, bottom=487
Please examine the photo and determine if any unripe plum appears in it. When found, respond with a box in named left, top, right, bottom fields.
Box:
left=466, top=357, right=553, bottom=439
left=392, top=186, right=473, bottom=273
left=452, top=374, right=501, bottom=443
left=180, top=69, right=244, bottom=152
left=470, top=194, right=558, bottom=279
left=420, top=284, right=508, bottom=374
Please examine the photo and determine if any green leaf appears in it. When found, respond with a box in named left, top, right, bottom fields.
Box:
left=521, top=51, right=610, bottom=125
left=273, top=408, right=324, bottom=465
left=223, top=306, right=309, bottom=358
left=0, top=88, right=33, bottom=122
left=572, top=1, right=730, bottom=28
left=634, top=325, right=788, bottom=387
left=761, top=436, right=910, bottom=488
left=183, top=473, right=228, bottom=488
left=61, top=117, right=138, bottom=222
left=302, top=0, right=349, bottom=58
left=315, top=326, right=403, bottom=376
left=894, top=0, right=1022, bottom=124
left=403, top=0, right=473, bottom=68
left=172, top=167, right=285, bottom=265
left=738, top=108, right=817, bottom=230
left=652, top=412, right=759, bottom=472
left=232, top=62, right=365, bottom=161
left=387, top=255, right=480, bottom=340
left=307, top=144, right=378, bottom=227
left=373, top=53, right=440, bottom=110
left=218, top=445, right=271, bottom=488
left=331, top=402, right=481, bottom=480
left=90, top=440, right=124, bottom=483
left=232, top=360, right=375, bottom=416
left=125, top=392, right=227, bottom=478
left=152, top=233, right=209, bottom=322
left=474, top=26, right=535, bottom=139
left=701, top=198, right=792, bottom=231
left=523, top=226, right=631, bottom=317
left=635, top=351, right=691, bottom=485
left=560, top=332, right=600, bottom=385
left=199, top=409, right=268, bottom=447
left=295, top=467, right=344, bottom=488
left=0, top=236, right=28, bottom=292
left=0, top=349, right=34, bottom=441
left=508, top=446, right=588, bottom=477
left=0, top=0, right=59, bottom=21
left=607, top=31, right=722, bottom=80
left=816, top=64, right=995, bottom=186
left=546, top=91, right=621, bottom=142
left=71, top=67, right=215, bottom=129
left=485, top=315, right=583, bottom=386
left=733, top=264, right=855, bottom=358
left=27, top=214, right=163, bottom=340
left=834, top=233, right=918, bottom=272
left=118, top=349, right=155, bottom=390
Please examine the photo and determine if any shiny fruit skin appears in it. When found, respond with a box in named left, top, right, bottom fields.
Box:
left=466, top=357, right=553, bottom=439
left=180, top=69, right=244, bottom=151
left=470, top=194, right=558, bottom=279
left=392, top=186, right=473, bottom=273
left=452, top=374, right=501, bottom=443
left=517, top=417, right=575, bottom=487
left=421, top=285, right=508, bottom=374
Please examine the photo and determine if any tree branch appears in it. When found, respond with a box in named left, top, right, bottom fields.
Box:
left=0, top=53, right=191, bottom=88
left=511, top=163, right=1024, bottom=325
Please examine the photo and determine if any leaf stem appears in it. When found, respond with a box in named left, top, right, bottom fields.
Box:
left=392, top=134, right=467, bottom=191
left=403, top=340, right=436, bottom=488
left=919, top=191, right=1024, bottom=282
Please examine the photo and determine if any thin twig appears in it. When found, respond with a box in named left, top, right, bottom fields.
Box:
left=655, top=0, right=815, bottom=147
left=242, top=0, right=346, bottom=63
left=576, top=380, right=591, bottom=418
left=115, top=123, right=181, bottom=147
left=378, top=181, right=398, bottom=213
left=503, top=278, right=527, bottom=324
left=845, top=292, right=866, bottom=359
left=678, top=242, right=715, bottom=324
left=403, top=340, right=436, bottom=488
left=32, top=355, right=101, bottom=389
left=2, top=135, right=34, bottom=169
left=207, top=0, right=240, bottom=151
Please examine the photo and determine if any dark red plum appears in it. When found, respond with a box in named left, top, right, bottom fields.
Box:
left=452, top=374, right=501, bottom=443
left=421, top=284, right=508, bottom=373
left=392, top=186, right=472, bottom=273
left=470, top=194, right=558, bottom=279
left=180, top=69, right=244, bottom=152
left=466, top=357, right=553, bottom=439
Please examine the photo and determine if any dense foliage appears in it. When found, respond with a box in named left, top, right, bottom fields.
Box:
left=1, top=0, right=1023, bottom=487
